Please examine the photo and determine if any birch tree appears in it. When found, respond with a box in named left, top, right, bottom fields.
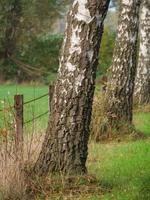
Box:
left=105, top=0, right=141, bottom=126
left=134, top=0, right=150, bottom=104
left=32, top=0, right=110, bottom=176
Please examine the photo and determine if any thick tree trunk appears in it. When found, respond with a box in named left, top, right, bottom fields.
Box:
left=105, top=0, right=141, bottom=125
left=134, top=0, right=150, bottom=104
left=32, top=0, right=110, bottom=176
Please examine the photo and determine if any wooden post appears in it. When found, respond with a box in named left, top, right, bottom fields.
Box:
left=49, top=84, right=54, bottom=114
left=14, top=95, right=23, bottom=160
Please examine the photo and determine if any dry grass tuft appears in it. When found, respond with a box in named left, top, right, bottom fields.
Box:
left=134, top=103, right=150, bottom=113
left=26, top=174, right=112, bottom=200
left=90, top=92, right=147, bottom=142
left=90, top=92, right=110, bottom=141
left=0, top=129, right=44, bottom=200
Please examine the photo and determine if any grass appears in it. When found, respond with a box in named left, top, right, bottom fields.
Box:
left=0, top=84, right=150, bottom=199
left=87, top=110, right=150, bottom=200
left=88, top=140, right=150, bottom=200
left=133, top=112, right=150, bottom=136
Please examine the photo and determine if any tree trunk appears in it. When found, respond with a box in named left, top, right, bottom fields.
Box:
left=105, top=0, right=140, bottom=125
left=0, top=0, right=22, bottom=58
left=134, top=0, right=150, bottom=104
left=0, top=0, right=22, bottom=80
left=32, top=0, right=110, bottom=176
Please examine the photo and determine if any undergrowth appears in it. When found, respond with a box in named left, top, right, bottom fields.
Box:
left=90, top=92, right=149, bottom=142
left=0, top=130, right=43, bottom=200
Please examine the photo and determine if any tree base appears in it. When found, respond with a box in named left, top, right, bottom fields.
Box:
left=91, top=120, right=147, bottom=142
left=24, top=173, right=111, bottom=200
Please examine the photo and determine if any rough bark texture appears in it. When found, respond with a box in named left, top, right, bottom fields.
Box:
left=134, top=0, right=150, bottom=104
left=105, top=0, right=141, bottom=125
left=32, top=0, right=110, bottom=176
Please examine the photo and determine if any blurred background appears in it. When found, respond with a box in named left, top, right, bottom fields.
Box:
left=0, top=0, right=119, bottom=84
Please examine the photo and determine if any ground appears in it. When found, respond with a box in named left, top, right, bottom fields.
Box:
left=0, top=84, right=150, bottom=200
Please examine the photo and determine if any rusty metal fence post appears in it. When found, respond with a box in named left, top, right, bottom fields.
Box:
left=14, top=95, right=24, bottom=160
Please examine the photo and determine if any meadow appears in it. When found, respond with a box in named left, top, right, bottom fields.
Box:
left=0, top=84, right=150, bottom=200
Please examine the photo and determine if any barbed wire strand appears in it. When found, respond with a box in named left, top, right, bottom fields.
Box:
left=0, top=92, right=49, bottom=112
left=24, top=110, right=49, bottom=125
left=23, top=93, right=48, bottom=105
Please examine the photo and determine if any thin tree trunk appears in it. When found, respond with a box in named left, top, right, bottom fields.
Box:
left=32, top=0, right=110, bottom=176
left=134, top=0, right=150, bottom=104
left=105, top=0, right=141, bottom=125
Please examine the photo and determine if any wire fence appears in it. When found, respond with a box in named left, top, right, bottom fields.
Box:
left=0, top=84, right=54, bottom=128
left=23, top=93, right=49, bottom=105
left=24, top=111, right=49, bottom=125
left=23, top=92, right=49, bottom=125
left=0, top=84, right=54, bottom=160
left=0, top=93, right=49, bottom=122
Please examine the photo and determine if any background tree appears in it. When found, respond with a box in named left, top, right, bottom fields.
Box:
left=134, top=0, right=150, bottom=105
left=0, top=0, right=22, bottom=81
left=105, top=0, right=140, bottom=126
left=32, top=0, right=110, bottom=176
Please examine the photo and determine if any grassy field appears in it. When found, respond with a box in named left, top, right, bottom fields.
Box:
left=0, top=84, right=150, bottom=200
left=88, top=140, right=150, bottom=200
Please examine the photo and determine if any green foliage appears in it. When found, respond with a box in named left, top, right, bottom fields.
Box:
left=97, top=27, right=116, bottom=76
left=0, top=33, right=63, bottom=83
left=0, top=0, right=116, bottom=83
left=0, top=0, right=68, bottom=83
left=16, top=33, right=63, bottom=83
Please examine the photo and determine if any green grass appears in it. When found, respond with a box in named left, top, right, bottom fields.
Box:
left=87, top=111, right=150, bottom=200
left=133, top=112, right=150, bottom=136
left=88, top=139, right=150, bottom=200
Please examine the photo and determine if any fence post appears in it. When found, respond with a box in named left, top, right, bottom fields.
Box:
left=49, top=84, right=54, bottom=114
left=14, top=94, right=24, bottom=160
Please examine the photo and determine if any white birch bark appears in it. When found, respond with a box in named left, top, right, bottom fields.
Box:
left=32, top=0, right=110, bottom=176
left=106, top=0, right=140, bottom=124
left=134, top=0, right=150, bottom=104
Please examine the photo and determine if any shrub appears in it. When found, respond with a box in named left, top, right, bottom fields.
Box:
left=90, top=91, right=145, bottom=142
